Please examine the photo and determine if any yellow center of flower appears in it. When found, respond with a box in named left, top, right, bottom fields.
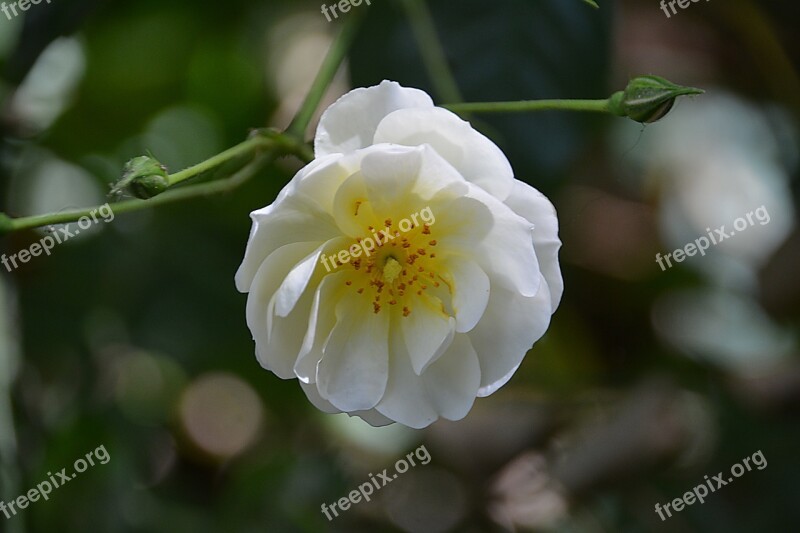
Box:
left=336, top=214, right=444, bottom=318
left=382, top=257, right=403, bottom=284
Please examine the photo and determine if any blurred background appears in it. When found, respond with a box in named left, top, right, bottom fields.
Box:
left=1, top=0, right=798, bottom=531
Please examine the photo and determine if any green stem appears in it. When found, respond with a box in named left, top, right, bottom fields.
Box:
left=166, top=135, right=269, bottom=187
left=0, top=127, right=316, bottom=235
left=167, top=130, right=313, bottom=187
left=2, top=149, right=277, bottom=234
left=403, top=0, right=463, bottom=104
left=444, top=98, right=611, bottom=115
left=286, top=11, right=364, bottom=139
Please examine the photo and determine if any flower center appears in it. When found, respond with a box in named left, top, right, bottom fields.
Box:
left=335, top=216, right=444, bottom=318
left=382, top=257, right=403, bottom=284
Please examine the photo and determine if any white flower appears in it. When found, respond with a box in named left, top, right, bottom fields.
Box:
left=236, top=81, right=562, bottom=428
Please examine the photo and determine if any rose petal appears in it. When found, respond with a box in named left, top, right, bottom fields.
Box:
left=294, top=269, right=350, bottom=383
left=454, top=185, right=541, bottom=296
left=316, top=293, right=390, bottom=411
left=502, top=180, right=564, bottom=309
left=315, top=80, right=433, bottom=157
left=246, top=242, right=320, bottom=379
left=375, top=322, right=439, bottom=428
left=350, top=409, right=394, bottom=427
left=235, top=196, right=339, bottom=292
left=299, top=381, right=340, bottom=414
left=359, top=145, right=424, bottom=216
left=374, top=107, right=514, bottom=200
left=402, top=299, right=456, bottom=375
left=422, top=334, right=481, bottom=421
left=441, top=257, right=490, bottom=333
left=273, top=245, right=324, bottom=318
left=468, top=277, right=552, bottom=394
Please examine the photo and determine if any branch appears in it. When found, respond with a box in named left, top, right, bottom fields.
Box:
left=1, top=146, right=280, bottom=234
left=445, top=76, right=703, bottom=123
left=444, top=99, right=611, bottom=115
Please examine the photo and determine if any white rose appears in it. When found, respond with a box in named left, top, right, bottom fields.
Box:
left=236, top=81, right=562, bottom=428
